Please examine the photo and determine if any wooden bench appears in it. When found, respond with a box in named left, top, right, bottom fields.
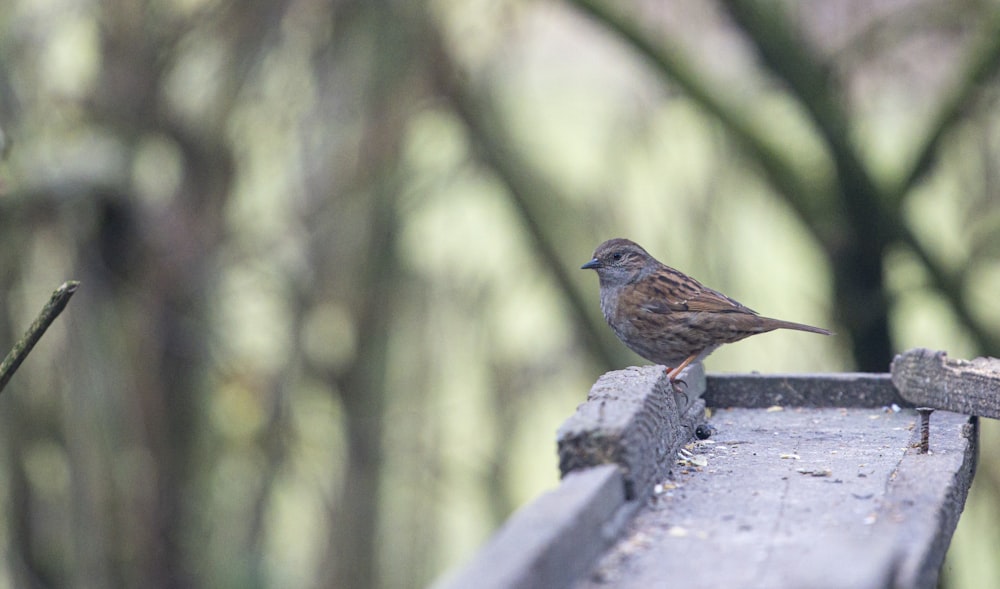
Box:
left=433, top=349, right=987, bottom=589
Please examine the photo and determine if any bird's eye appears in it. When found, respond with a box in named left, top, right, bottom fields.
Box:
left=611, top=253, right=623, bottom=262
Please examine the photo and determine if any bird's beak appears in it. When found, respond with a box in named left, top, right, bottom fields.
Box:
left=581, top=258, right=601, bottom=270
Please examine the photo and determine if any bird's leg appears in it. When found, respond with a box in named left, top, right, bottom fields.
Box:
left=666, top=352, right=698, bottom=383
left=665, top=352, right=700, bottom=398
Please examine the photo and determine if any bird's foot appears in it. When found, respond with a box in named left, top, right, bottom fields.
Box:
left=669, top=377, right=689, bottom=407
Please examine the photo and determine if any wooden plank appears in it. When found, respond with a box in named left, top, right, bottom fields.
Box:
left=557, top=363, right=707, bottom=500
left=891, top=348, right=1000, bottom=417
left=437, top=369, right=976, bottom=589
left=878, top=412, right=978, bottom=588
left=573, top=407, right=977, bottom=589
left=431, top=465, right=627, bottom=589
left=705, top=372, right=906, bottom=408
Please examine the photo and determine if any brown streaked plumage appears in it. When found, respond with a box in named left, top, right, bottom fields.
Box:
left=581, top=238, right=831, bottom=383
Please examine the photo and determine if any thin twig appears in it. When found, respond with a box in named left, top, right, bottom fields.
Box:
left=0, top=281, right=80, bottom=394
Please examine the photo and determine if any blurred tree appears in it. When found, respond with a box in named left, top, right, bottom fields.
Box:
left=1, top=0, right=999, bottom=588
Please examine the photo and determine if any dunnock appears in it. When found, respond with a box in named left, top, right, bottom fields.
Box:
left=582, top=238, right=831, bottom=383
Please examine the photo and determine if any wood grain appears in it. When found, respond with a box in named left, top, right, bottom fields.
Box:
left=557, top=363, right=706, bottom=500
left=891, top=348, right=1000, bottom=417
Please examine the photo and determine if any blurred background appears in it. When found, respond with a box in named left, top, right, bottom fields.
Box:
left=1, top=0, right=999, bottom=587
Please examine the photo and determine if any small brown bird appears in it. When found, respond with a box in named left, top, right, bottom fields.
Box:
left=582, top=238, right=831, bottom=384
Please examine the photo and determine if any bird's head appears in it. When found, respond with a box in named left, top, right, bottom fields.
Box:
left=581, top=238, right=652, bottom=287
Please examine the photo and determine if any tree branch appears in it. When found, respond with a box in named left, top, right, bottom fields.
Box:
left=566, top=0, right=836, bottom=241
left=888, top=6, right=1000, bottom=205
left=426, top=25, right=630, bottom=370
left=900, top=231, right=1000, bottom=355
left=0, top=281, right=80, bottom=394
left=718, top=0, right=886, bottom=243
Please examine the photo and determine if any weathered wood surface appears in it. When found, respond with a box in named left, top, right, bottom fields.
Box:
left=436, top=363, right=706, bottom=589
left=574, top=406, right=977, bottom=589
left=434, top=369, right=978, bottom=589
left=432, top=465, right=627, bottom=589
left=891, top=348, right=1000, bottom=418
left=557, top=363, right=707, bottom=499
left=705, top=372, right=906, bottom=408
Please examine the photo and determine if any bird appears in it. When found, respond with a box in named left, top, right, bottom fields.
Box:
left=581, top=238, right=831, bottom=385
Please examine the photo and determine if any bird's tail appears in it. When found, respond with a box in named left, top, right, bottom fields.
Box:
left=766, top=318, right=833, bottom=336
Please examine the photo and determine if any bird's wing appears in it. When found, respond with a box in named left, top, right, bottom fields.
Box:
left=637, top=267, right=757, bottom=315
